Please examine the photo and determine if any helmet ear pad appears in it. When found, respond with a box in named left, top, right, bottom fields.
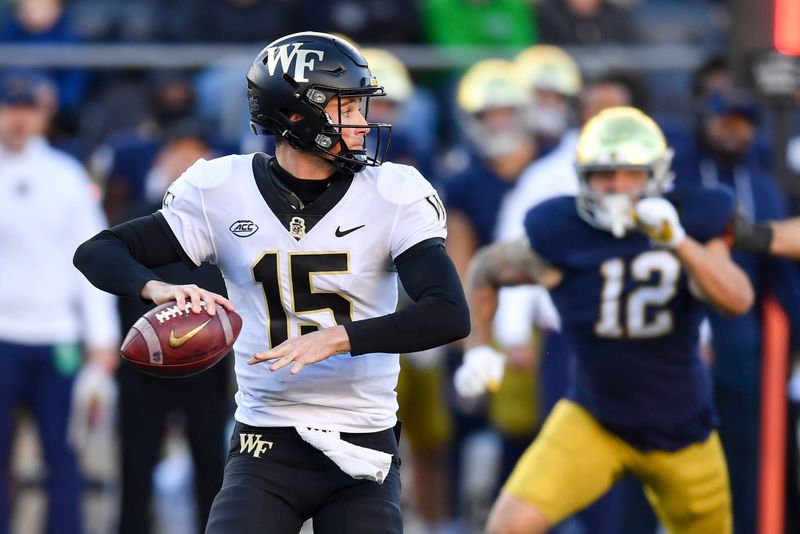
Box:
left=286, top=109, right=345, bottom=154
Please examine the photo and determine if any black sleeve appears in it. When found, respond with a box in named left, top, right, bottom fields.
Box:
left=73, top=213, right=194, bottom=300
left=343, top=238, right=470, bottom=355
left=730, top=211, right=773, bottom=253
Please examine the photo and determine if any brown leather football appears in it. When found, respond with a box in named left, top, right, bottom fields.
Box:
left=120, top=301, right=242, bottom=378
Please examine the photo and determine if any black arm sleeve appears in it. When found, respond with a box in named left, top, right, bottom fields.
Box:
left=343, top=238, right=471, bottom=355
left=73, top=213, right=194, bottom=300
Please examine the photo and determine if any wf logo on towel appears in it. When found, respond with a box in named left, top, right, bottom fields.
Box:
left=239, top=433, right=274, bottom=458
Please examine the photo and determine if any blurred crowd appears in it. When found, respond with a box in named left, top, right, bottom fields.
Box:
left=1, top=0, right=800, bottom=534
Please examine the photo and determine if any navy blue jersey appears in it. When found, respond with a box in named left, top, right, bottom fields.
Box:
left=524, top=187, right=735, bottom=451
left=442, top=154, right=517, bottom=247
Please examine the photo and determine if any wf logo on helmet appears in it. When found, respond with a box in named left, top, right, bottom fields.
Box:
left=230, top=220, right=259, bottom=237
left=265, top=43, right=325, bottom=83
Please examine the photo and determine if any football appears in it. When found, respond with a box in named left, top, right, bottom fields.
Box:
left=120, top=301, right=242, bottom=378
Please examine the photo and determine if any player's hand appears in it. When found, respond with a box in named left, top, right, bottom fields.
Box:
left=248, top=325, right=351, bottom=375
left=454, top=345, right=507, bottom=398
left=634, top=197, right=686, bottom=248
left=140, top=280, right=234, bottom=316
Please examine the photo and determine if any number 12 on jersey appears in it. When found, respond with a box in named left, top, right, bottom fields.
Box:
left=595, top=250, right=680, bottom=339
left=252, top=251, right=353, bottom=346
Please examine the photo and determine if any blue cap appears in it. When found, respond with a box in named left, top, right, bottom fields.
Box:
left=704, top=89, right=761, bottom=125
left=0, top=69, right=55, bottom=107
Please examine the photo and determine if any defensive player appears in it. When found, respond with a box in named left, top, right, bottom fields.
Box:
left=454, top=107, right=754, bottom=534
left=74, top=32, right=469, bottom=533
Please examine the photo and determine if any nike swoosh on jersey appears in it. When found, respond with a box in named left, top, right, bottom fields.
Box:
left=168, top=318, right=213, bottom=348
left=335, top=225, right=365, bottom=237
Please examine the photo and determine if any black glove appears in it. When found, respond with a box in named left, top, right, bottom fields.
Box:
left=730, top=212, right=773, bottom=254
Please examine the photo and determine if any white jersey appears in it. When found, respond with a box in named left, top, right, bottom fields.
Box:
left=159, top=154, right=446, bottom=432
left=0, top=137, right=119, bottom=347
left=494, top=129, right=580, bottom=241
left=491, top=130, right=579, bottom=348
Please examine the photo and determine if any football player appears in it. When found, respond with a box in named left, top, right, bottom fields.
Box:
left=74, top=32, right=469, bottom=534
left=454, top=107, right=753, bottom=534
left=512, top=44, right=582, bottom=155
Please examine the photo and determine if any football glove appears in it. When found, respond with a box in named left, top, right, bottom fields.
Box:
left=454, top=345, right=506, bottom=398
left=68, top=363, right=117, bottom=451
left=634, top=197, right=686, bottom=248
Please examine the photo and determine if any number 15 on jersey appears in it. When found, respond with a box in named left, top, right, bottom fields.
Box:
left=252, top=251, right=353, bottom=346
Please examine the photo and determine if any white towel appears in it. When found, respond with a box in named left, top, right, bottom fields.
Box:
left=295, top=426, right=393, bottom=484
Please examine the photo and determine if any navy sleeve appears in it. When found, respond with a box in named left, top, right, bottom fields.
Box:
left=523, top=197, right=572, bottom=266
left=440, top=173, right=466, bottom=212
left=672, top=186, right=736, bottom=243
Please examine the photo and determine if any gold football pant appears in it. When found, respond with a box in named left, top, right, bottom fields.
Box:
left=503, top=400, right=732, bottom=534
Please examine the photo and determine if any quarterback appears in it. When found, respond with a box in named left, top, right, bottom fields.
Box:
left=74, top=32, right=469, bottom=533
left=455, top=107, right=753, bottom=534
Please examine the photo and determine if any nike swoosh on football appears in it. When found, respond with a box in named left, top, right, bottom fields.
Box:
left=335, top=225, right=365, bottom=237
left=168, top=318, right=213, bottom=348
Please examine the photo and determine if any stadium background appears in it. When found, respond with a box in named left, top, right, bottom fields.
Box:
left=1, top=0, right=799, bottom=533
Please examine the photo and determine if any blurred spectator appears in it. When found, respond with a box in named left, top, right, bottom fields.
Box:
left=512, top=45, right=582, bottom=156
left=421, top=0, right=537, bottom=46
left=69, top=0, right=164, bottom=42
left=440, top=59, right=539, bottom=527
left=115, top=124, right=231, bottom=534
left=0, top=0, right=90, bottom=115
left=672, top=87, right=800, bottom=534
left=536, top=0, right=639, bottom=45
left=632, top=0, right=729, bottom=45
left=690, top=54, right=733, bottom=112
left=302, top=0, right=421, bottom=44
left=94, top=71, right=236, bottom=225
left=188, top=0, right=301, bottom=43
left=444, top=59, right=536, bottom=276
left=363, top=47, right=437, bottom=179
left=682, top=53, right=771, bottom=170
left=0, top=69, right=119, bottom=534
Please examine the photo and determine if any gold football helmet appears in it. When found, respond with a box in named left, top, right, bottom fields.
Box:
left=513, top=45, right=582, bottom=98
left=361, top=48, right=413, bottom=104
left=456, top=59, right=530, bottom=157
left=575, top=107, right=674, bottom=236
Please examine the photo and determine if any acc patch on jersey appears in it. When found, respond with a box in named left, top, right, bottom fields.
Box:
left=230, top=220, right=259, bottom=237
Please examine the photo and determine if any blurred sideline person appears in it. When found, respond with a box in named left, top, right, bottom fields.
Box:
left=74, top=32, right=469, bottom=533
left=455, top=107, right=753, bottom=534
left=440, top=58, right=540, bottom=517
left=513, top=45, right=582, bottom=156
left=363, top=47, right=437, bottom=179
left=672, top=87, right=800, bottom=534
left=444, top=59, right=536, bottom=279
left=364, top=48, right=455, bottom=534
left=114, top=123, right=232, bottom=534
left=535, top=0, right=640, bottom=45
left=0, top=69, right=119, bottom=534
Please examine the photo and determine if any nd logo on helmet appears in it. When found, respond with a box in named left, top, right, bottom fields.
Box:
left=265, top=43, right=325, bottom=83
